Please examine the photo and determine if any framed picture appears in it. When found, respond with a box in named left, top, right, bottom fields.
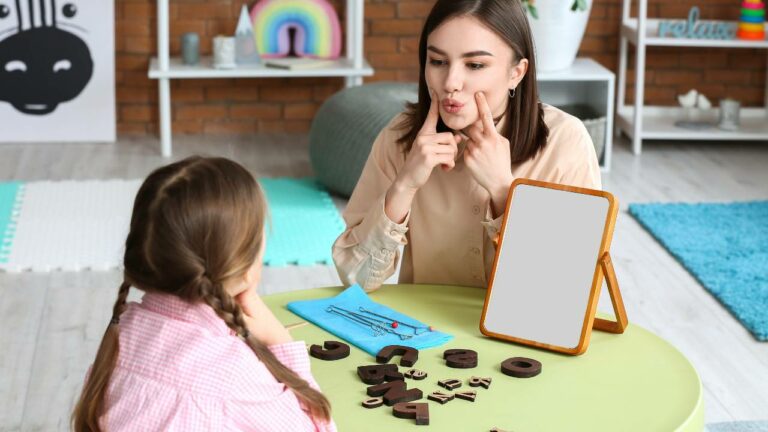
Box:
left=0, top=0, right=115, bottom=142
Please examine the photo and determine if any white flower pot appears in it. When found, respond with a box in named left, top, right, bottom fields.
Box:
left=527, top=0, right=593, bottom=72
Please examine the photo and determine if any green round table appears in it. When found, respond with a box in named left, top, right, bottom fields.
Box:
left=265, top=285, right=704, bottom=431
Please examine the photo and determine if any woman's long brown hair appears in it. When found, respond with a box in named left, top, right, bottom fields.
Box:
left=72, top=156, right=331, bottom=431
left=397, top=0, right=549, bottom=164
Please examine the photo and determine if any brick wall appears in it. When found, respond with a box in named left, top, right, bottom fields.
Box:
left=116, top=0, right=767, bottom=136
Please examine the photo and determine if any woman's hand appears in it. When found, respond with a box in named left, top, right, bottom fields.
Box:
left=463, top=92, right=515, bottom=218
left=385, top=89, right=462, bottom=223
left=235, top=285, right=293, bottom=346
left=395, top=89, right=462, bottom=192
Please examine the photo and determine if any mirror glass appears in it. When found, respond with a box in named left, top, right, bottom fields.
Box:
left=483, top=183, right=611, bottom=349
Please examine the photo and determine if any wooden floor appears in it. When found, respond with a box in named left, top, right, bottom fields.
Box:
left=0, top=135, right=766, bottom=430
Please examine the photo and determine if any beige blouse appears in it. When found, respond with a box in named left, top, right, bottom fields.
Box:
left=332, top=104, right=602, bottom=292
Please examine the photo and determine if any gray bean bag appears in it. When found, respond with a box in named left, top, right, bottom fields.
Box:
left=309, top=82, right=418, bottom=198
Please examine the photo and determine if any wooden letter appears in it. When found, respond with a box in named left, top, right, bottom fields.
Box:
left=501, top=357, right=542, bottom=378
left=404, top=369, right=428, bottom=380
left=438, top=378, right=462, bottom=390
left=385, top=369, right=404, bottom=382
left=443, top=349, right=478, bottom=368
left=362, top=397, right=384, bottom=409
left=367, top=380, right=406, bottom=397
left=455, top=390, right=477, bottom=402
left=377, top=345, right=419, bottom=367
left=309, top=340, right=350, bottom=361
left=393, top=402, right=430, bottom=425
left=469, top=376, right=492, bottom=389
left=367, top=380, right=423, bottom=406
left=357, top=364, right=398, bottom=385
left=427, top=391, right=454, bottom=404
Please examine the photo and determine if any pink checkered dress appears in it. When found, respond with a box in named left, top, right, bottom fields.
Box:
left=95, top=292, right=337, bottom=431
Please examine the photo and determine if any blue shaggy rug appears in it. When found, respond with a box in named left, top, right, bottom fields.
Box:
left=629, top=201, right=768, bottom=341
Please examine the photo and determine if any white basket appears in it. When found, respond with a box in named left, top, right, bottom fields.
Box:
left=556, top=104, right=606, bottom=162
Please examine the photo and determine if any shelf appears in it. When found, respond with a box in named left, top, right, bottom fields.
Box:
left=617, top=106, right=768, bottom=140
left=622, top=19, right=768, bottom=48
left=537, top=58, right=615, bottom=81
left=535, top=58, right=615, bottom=172
left=617, top=0, right=768, bottom=154
left=150, top=0, right=370, bottom=156
left=149, top=56, right=374, bottom=79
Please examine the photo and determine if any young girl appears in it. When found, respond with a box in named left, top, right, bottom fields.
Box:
left=72, top=157, right=336, bottom=431
left=333, top=0, right=601, bottom=292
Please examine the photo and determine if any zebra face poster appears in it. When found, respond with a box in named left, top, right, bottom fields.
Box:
left=0, top=0, right=115, bottom=142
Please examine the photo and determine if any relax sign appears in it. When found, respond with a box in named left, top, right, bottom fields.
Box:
left=657, top=7, right=737, bottom=40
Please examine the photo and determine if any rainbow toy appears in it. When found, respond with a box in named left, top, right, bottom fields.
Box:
left=738, top=0, right=765, bottom=40
left=250, top=0, right=342, bottom=59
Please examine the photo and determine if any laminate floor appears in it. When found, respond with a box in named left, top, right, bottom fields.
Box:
left=1, top=135, right=766, bottom=430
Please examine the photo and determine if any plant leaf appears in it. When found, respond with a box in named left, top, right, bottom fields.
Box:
left=571, top=0, right=588, bottom=12
left=528, top=4, right=539, bottom=19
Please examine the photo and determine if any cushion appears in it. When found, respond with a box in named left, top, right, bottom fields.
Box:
left=309, top=82, right=418, bottom=198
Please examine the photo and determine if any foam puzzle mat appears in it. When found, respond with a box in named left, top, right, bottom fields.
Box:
left=0, top=178, right=344, bottom=272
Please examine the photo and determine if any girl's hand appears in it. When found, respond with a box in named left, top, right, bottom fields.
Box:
left=394, top=89, right=462, bottom=192
left=463, top=92, right=515, bottom=217
left=235, top=286, right=293, bottom=346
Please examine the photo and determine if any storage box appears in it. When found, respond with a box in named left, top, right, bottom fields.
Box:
left=555, top=104, right=607, bottom=162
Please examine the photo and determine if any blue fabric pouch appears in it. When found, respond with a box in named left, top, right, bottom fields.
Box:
left=287, top=284, right=453, bottom=356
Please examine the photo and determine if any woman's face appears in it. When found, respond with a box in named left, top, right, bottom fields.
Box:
left=425, top=16, right=527, bottom=131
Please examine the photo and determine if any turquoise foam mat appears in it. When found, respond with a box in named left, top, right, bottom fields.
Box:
left=0, top=182, right=22, bottom=264
left=0, top=178, right=343, bottom=268
left=260, top=177, right=345, bottom=266
left=629, top=201, right=768, bottom=341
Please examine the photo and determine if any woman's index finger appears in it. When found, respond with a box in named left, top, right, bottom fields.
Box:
left=475, top=92, right=495, bottom=135
left=420, top=89, right=440, bottom=134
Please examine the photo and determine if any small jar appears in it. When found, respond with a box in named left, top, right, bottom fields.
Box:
left=718, top=98, right=740, bottom=131
left=213, top=35, right=237, bottom=69
left=181, top=32, right=199, bottom=65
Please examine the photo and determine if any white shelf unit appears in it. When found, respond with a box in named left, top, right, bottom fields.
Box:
left=616, top=0, right=768, bottom=154
left=148, top=57, right=372, bottom=79
left=537, top=58, right=615, bottom=172
left=148, top=0, right=373, bottom=157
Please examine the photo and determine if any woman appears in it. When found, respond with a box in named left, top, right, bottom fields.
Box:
left=333, top=0, right=601, bottom=292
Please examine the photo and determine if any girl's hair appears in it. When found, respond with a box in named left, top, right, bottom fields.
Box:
left=72, top=156, right=331, bottom=431
left=396, top=0, right=549, bottom=164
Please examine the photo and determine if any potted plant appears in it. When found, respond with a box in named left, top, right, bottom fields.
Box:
left=522, top=0, right=592, bottom=72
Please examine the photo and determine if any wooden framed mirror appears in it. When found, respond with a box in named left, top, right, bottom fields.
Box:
left=479, top=178, right=627, bottom=355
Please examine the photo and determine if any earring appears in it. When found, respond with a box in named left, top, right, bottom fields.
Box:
left=509, top=88, right=516, bottom=99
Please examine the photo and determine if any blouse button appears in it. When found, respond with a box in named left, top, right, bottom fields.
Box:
left=389, top=230, right=397, bottom=236
left=472, top=205, right=481, bottom=215
left=471, top=247, right=480, bottom=255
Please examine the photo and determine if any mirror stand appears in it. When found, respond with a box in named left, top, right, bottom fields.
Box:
left=592, top=251, right=628, bottom=334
